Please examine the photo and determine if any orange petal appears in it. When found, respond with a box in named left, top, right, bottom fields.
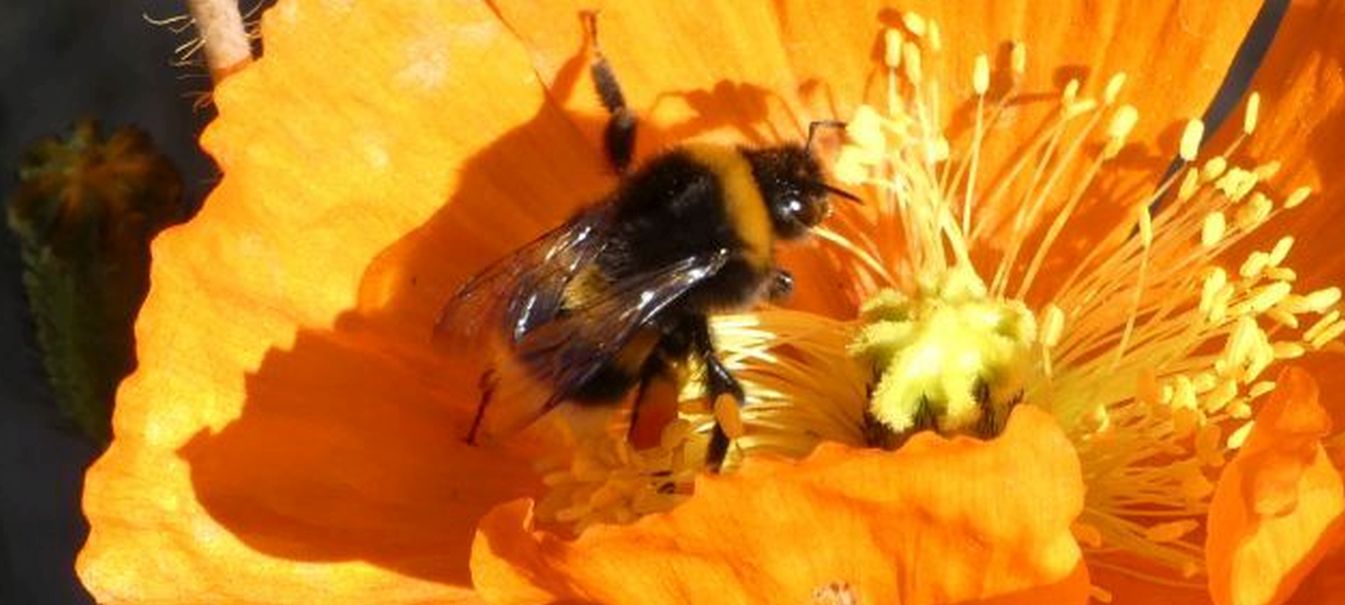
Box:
left=76, top=0, right=598, bottom=600
left=1284, top=537, right=1345, bottom=605
left=1207, top=368, right=1345, bottom=605
left=471, top=406, right=1089, bottom=605
left=1217, top=1, right=1345, bottom=286
left=492, top=2, right=811, bottom=151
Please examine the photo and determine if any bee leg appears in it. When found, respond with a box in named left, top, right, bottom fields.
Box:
left=627, top=378, right=650, bottom=444
left=465, top=368, right=498, bottom=445
left=688, top=317, right=744, bottom=471
left=625, top=355, right=671, bottom=446
left=766, top=267, right=793, bottom=301
left=581, top=10, right=636, bottom=174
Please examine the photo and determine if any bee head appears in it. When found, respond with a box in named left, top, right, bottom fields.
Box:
left=743, top=144, right=835, bottom=240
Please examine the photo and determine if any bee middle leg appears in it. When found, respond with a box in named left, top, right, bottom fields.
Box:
left=767, top=267, right=793, bottom=301
left=581, top=10, right=636, bottom=174
left=625, top=354, right=679, bottom=447
left=465, top=368, right=499, bottom=445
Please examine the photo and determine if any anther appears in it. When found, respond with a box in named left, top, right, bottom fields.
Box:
left=884, top=29, right=903, bottom=69
left=1011, top=42, right=1027, bottom=76
left=1104, top=105, right=1138, bottom=158
left=1137, top=205, right=1153, bottom=248
left=1201, top=212, right=1226, bottom=248
left=973, top=54, right=990, bottom=95
left=1062, top=79, right=1080, bottom=105
left=902, top=12, right=927, bottom=37
left=1179, top=168, right=1201, bottom=200
left=1180, top=119, right=1205, bottom=162
left=902, top=42, right=923, bottom=84
left=1305, top=287, right=1342, bottom=312
left=1243, top=92, right=1261, bottom=134
left=1104, top=72, right=1127, bottom=105
left=1268, top=236, right=1295, bottom=266
left=1285, top=186, right=1312, bottom=209
left=1201, top=157, right=1228, bottom=182
left=1227, top=421, right=1255, bottom=449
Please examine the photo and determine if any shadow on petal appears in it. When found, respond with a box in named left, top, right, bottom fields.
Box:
left=177, top=322, right=540, bottom=587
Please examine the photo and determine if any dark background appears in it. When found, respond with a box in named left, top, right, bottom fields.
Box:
left=0, top=1, right=1282, bottom=604
left=0, top=2, right=242, bottom=603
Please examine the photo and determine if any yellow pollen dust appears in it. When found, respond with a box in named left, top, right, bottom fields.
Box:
left=533, top=415, right=702, bottom=533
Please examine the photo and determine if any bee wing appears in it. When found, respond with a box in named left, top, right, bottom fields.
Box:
left=514, top=248, right=732, bottom=404
left=467, top=249, right=732, bottom=442
left=434, top=206, right=612, bottom=349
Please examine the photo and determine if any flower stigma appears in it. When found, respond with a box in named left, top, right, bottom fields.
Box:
left=849, top=266, right=1039, bottom=446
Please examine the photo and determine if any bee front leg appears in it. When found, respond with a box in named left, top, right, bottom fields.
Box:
left=581, top=10, right=636, bottom=175
left=687, top=316, right=744, bottom=471
left=766, top=267, right=793, bottom=301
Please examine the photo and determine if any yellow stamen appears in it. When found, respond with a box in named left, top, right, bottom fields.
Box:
left=1305, top=287, right=1342, bottom=311
left=1227, top=421, right=1255, bottom=449
left=1179, top=119, right=1204, bottom=161
left=1202, top=156, right=1229, bottom=181
left=1104, top=72, right=1127, bottom=105
left=884, top=29, right=903, bottom=69
left=1284, top=185, right=1312, bottom=209
left=1243, top=92, right=1260, bottom=134
left=972, top=54, right=990, bottom=95
left=1144, top=520, right=1200, bottom=543
left=902, top=42, right=922, bottom=84
left=1201, top=212, right=1226, bottom=247
left=901, top=12, right=927, bottom=37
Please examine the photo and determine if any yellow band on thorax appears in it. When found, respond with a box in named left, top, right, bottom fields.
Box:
left=682, top=143, right=773, bottom=270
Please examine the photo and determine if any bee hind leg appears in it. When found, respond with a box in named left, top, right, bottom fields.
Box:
left=686, top=317, right=745, bottom=471
left=581, top=10, right=636, bottom=174
left=767, top=267, right=793, bottom=301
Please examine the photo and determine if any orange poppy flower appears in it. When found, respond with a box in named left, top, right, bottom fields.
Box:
left=77, top=1, right=1345, bottom=604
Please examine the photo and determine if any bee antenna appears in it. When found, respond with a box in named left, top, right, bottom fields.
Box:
left=805, top=119, right=848, bottom=153
left=819, top=182, right=863, bottom=204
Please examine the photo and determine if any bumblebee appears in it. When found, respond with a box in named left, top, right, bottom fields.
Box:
left=436, top=12, right=855, bottom=467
